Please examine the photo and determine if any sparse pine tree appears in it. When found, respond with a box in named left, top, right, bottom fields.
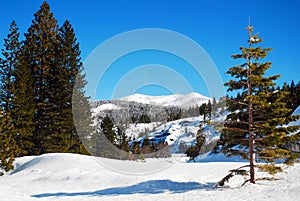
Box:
left=219, top=22, right=300, bottom=185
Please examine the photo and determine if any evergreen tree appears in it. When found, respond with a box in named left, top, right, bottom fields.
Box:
left=0, top=20, right=20, bottom=113
left=199, top=103, right=207, bottom=122
left=0, top=21, right=23, bottom=170
left=23, top=1, right=61, bottom=154
left=0, top=112, right=19, bottom=173
left=116, top=127, right=129, bottom=152
left=220, top=22, right=300, bottom=185
left=100, top=116, right=116, bottom=144
left=11, top=45, right=35, bottom=156
left=131, top=141, right=141, bottom=155
left=58, top=20, right=90, bottom=154
left=199, top=101, right=212, bottom=123
left=185, top=128, right=205, bottom=160
left=0, top=1, right=93, bottom=157
left=138, top=114, right=151, bottom=123
left=71, top=65, right=94, bottom=155
left=207, top=100, right=212, bottom=121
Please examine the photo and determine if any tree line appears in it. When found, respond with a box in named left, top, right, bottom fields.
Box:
left=96, top=115, right=170, bottom=160
left=0, top=2, right=93, bottom=173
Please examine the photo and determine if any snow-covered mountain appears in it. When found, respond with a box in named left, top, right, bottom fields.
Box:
left=119, top=92, right=211, bottom=109
left=91, top=92, right=211, bottom=126
left=90, top=92, right=215, bottom=155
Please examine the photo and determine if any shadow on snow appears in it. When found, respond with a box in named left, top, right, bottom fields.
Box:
left=32, top=179, right=214, bottom=198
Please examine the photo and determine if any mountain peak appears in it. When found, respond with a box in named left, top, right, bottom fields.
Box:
left=119, top=92, right=211, bottom=108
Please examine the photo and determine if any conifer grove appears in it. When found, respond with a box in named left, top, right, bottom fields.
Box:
left=0, top=2, right=92, bottom=172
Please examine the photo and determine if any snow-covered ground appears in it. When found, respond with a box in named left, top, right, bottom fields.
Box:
left=0, top=153, right=299, bottom=201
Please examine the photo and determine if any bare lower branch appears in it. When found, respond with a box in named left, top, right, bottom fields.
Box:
left=241, top=177, right=279, bottom=186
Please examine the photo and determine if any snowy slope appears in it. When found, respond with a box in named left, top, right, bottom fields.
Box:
left=292, top=106, right=300, bottom=116
left=291, top=105, right=300, bottom=126
left=0, top=153, right=299, bottom=201
left=126, top=116, right=203, bottom=153
left=119, top=92, right=211, bottom=108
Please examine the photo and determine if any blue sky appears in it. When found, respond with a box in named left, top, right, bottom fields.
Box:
left=1, top=0, right=299, bottom=100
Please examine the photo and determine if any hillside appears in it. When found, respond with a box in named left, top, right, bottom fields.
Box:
left=90, top=92, right=211, bottom=125
left=90, top=92, right=217, bottom=155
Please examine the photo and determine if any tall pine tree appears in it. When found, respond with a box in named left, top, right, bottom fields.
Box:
left=23, top=1, right=69, bottom=154
left=58, top=20, right=91, bottom=154
left=0, top=20, right=20, bottom=113
left=0, top=21, right=21, bottom=171
left=11, top=44, right=36, bottom=156
left=219, top=22, right=300, bottom=185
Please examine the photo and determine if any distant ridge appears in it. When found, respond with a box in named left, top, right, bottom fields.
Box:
left=118, top=92, right=211, bottom=109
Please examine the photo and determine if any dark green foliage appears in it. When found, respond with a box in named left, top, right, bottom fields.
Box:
left=0, top=1, right=93, bottom=170
left=116, top=127, right=129, bottom=152
left=11, top=46, right=35, bottom=156
left=0, top=113, right=19, bottom=173
left=186, top=128, right=205, bottom=160
left=199, top=100, right=212, bottom=123
left=58, top=20, right=92, bottom=155
left=280, top=80, right=300, bottom=114
left=0, top=21, right=21, bottom=171
left=167, top=109, right=182, bottom=122
left=101, top=116, right=116, bottom=144
left=23, top=1, right=62, bottom=154
left=138, top=114, right=151, bottom=123
left=96, top=116, right=120, bottom=158
left=131, top=141, right=141, bottom=155
left=0, top=20, right=20, bottom=112
left=220, top=23, right=300, bottom=184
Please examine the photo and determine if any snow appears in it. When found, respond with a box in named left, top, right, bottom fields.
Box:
left=125, top=122, right=162, bottom=139
left=92, top=103, right=121, bottom=113
left=119, top=92, right=211, bottom=108
left=126, top=116, right=204, bottom=153
left=286, top=105, right=300, bottom=129
left=291, top=105, right=300, bottom=126
left=292, top=106, right=300, bottom=116
left=0, top=153, right=299, bottom=201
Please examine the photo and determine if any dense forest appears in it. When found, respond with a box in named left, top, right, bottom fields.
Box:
left=0, top=2, right=93, bottom=172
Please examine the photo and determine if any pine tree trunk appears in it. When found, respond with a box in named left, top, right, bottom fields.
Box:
left=247, top=37, right=255, bottom=184
left=249, top=107, right=255, bottom=184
